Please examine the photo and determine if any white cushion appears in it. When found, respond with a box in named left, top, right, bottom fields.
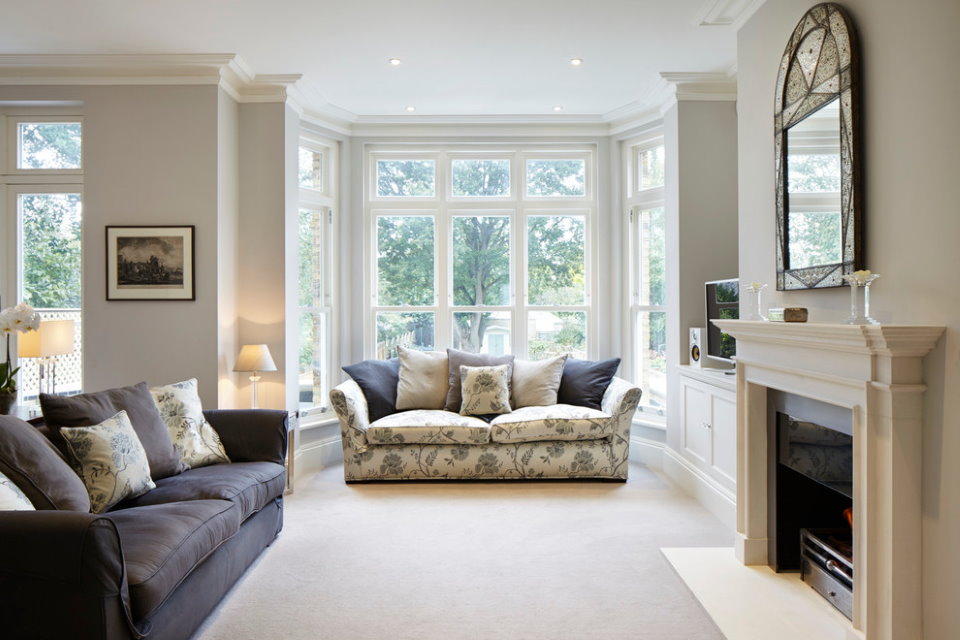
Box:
left=368, top=410, right=491, bottom=445
left=0, top=470, right=34, bottom=510
left=61, top=410, right=156, bottom=513
left=395, top=347, right=450, bottom=410
left=490, top=404, right=613, bottom=443
left=511, top=355, right=567, bottom=408
left=150, top=378, right=229, bottom=469
left=460, top=364, right=512, bottom=416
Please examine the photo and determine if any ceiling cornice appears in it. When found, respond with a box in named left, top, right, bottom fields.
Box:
left=694, top=0, right=766, bottom=29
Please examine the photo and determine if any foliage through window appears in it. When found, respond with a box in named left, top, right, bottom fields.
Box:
left=452, top=159, right=510, bottom=197
left=376, top=159, right=436, bottom=197
left=526, top=159, right=586, bottom=197
left=17, top=122, right=81, bottom=170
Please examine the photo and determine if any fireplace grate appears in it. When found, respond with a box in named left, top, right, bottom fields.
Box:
left=800, top=528, right=853, bottom=619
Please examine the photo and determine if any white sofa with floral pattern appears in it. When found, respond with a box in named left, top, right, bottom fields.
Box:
left=329, top=377, right=642, bottom=481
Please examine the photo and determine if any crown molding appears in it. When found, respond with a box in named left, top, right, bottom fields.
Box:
left=694, top=0, right=767, bottom=29
left=655, top=72, right=738, bottom=113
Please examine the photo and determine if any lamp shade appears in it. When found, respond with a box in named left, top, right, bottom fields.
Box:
left=19, top=319, right=75, bottom=358
left=233, top=344, right=277, bottom=373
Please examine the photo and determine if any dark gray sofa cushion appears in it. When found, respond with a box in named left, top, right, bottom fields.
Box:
left=343, top=357, right=400, bottom=422
left=117, top=461, right=285, bottom=522
left=107, top=499, right=241, bottom=621
left=444, top=348, right=515, bottom=412
left=0, top=415, right=90, bottom=511
left=41, top=382, right=184, bottom=479
left=556, top=357, right=621, bottom=411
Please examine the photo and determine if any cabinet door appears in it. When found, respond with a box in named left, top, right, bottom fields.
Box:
left=682, top=381, right=711, bottom=464
left=711, top=392, right=737, bottom=488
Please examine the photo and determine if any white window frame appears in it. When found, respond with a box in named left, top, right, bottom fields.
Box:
left=624, top=133, right=666, bottom=423
left=1, top=110, right=85, bottom=403
left=364, top=144, right=596, bottom=360
left=297, top=136, right=338, bottom=420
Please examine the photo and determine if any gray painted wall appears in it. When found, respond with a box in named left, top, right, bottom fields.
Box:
left=737, top=2, right=960, bottom=637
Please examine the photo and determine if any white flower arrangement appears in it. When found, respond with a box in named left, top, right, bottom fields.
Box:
left=0, top=302, right=41, bottom=393
left=842, top=270, right=879, bottom=286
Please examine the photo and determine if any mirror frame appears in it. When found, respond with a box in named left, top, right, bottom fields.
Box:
left=775, top=3, right=861, bottom=290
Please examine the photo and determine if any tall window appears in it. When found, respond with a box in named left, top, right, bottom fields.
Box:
left=625, top=137, right=666, bottom=418
left=4, top=116, right=84, bottom=401
left=367, top=147, right=594, bottom=359
left=297, top=137, right=337, bottom=415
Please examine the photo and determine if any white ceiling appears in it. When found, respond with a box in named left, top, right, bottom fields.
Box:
left=0, top=0, right=757, bottom=120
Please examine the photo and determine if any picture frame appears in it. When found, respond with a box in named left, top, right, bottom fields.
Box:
left=106, top=225, right=195, bottom=301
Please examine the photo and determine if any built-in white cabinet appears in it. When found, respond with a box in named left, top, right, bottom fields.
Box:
left=678, top=365, right=736, bottom=493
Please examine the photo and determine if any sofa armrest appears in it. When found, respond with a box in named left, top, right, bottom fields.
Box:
left=203, top=409, right=288, bottom=465
left=0, top=510, right=141, bottom=639
left=602, top=377, right=643, bottom=418
left=329, top=379, right=371, bottom=453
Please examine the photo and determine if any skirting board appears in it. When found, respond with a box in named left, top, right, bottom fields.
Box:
left=662, top=447, right=736, bottom=530
left=293, top=435, right=343, bottom=481
left=629, top=435, right=665, bottom=471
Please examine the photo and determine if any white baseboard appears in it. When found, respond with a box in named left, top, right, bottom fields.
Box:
left=662, top=446, right=736, bottom=530
left=629, top=435, right=665, bottom=471
left=293, top=435, right=342, bottom=481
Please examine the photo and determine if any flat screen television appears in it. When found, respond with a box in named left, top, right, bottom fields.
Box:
left=705, top=279, right=739, bottom=364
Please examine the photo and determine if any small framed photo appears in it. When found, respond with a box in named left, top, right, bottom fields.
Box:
left=106, top=225, right=195, bottom=301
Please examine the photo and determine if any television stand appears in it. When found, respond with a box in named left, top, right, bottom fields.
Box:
left=675, top=364, right=737, bottom=498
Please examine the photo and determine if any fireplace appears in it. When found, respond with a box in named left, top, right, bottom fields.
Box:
left=713, top=320, right=944, bottom=640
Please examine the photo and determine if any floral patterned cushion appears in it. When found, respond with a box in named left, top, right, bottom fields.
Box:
left=60, top=410, right=157, bottom=513
left=460, top=364, right=512, bottom=416
left=368, top=410, right=492, bottom=445
left=0, top=470, right=34, bottom=510
left=489, top=404, right=612, bottom=443
left=150, top=378, right=230, bottom=469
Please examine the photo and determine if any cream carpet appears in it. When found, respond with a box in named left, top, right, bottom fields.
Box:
left=195, top=461, right=731, bottom=640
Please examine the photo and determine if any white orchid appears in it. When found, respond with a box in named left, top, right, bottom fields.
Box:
left=0, top=302, right=41, bottom=393
left=843, top=270, right=879, bottom=286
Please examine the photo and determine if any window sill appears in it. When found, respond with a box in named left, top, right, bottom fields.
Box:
left=633, top=414, right=667, bottom=432
left=298, top=412, right=339, bottom=431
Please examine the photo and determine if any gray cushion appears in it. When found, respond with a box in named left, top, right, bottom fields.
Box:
left=107, top=499, right=241, bottom=621
left=0, top=415, right=90, bottom=511
left=41, top=382, right=184, bottom=479
left=342, top=358, right=400, bottom=422
left=444, top=348, right=515, bottom=412
left=117, top=461, right=285, bottom=522
left=556, top=358, right=621, bottom=411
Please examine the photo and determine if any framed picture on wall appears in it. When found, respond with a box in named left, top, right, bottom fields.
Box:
left=106, top=225, right=195, bottom=300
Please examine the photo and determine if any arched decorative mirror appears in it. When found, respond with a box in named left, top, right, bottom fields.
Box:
left=775, top=3, right=861, bottom=290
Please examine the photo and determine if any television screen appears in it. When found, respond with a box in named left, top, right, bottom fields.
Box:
left=705, top=279, right=739, bottom=362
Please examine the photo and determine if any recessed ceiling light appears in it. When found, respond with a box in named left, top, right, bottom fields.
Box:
left=570, top=58, right=583, bottom=66
left=553, top=106, right=563, bottom=112
left=405, top=105, right=416, bottom=112
left=388, top=58, right=402, bottom=66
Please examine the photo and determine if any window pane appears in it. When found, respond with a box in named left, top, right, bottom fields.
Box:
left=527, top=311, right=586, bottom=360
left=636, top=311, right=666, bottom=415
left=298, top=209, right=323, bottom=308
left=18, top=122, right=81, bottom=169
left=451, top=159, right=510, bottom=197
left=20, top=193, right=82, bottom=309
left=299, top=147, right=323, bottom=190
left=638, top=146, right=665, bottom=191
left=788, top=211, right=842, bottom=268
left=637, top=207, right=666, bottom=306
left=376, top=312, right=435, bottom=357
left=453, top=216, right=510, bottom=306
left=377, top=216, right=435, bottom=306
left=376, top=159, right=436, bottom=197
left=787, top=154, right=841, bottom=193
left=299, top=310, right=328, bottom=410
left=526, top=159, right=585, bottom=197
left=527, top=216, right=585, bottom=305
left=452, top=311, right=511, bottom=355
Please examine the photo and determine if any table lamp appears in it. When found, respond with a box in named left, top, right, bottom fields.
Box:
left=233, top=344, right=276, bottom=409
left=19, top=319, right=75, bottom=396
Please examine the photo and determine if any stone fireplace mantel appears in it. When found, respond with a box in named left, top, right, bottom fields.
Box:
left=713, top=321, right=944, bottom=640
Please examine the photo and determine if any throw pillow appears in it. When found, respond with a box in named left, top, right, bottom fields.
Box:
left=0, top=415, right=91, bottom=511
left=0, top=470, right=34, bottom=511
left=556, top=357, right=621, bottom=411
left=342, top=358, right=401, bottom=422
left=460, top=364, right=513, bottom=416
left=150, top=378, right=230, bottom=470
left=511, top=354, right=568, bottom=408
left=395, top=347, right=449, bottom=411
left=41, top=382, right=184, bottom=479
left=444, top=348, right=515, bottom=412
left=60, top=410, right=156, bottom=514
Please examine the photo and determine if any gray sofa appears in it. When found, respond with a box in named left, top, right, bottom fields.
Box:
left=0, top=409, right=288, bottom=640
left=330, top=376, right=641, bottom=481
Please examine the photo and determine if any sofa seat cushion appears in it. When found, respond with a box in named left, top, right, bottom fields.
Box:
left=116, top=461, right=284, bottom=522
left=368, top=410, right=491, bottom=445
left=489, top=404, right=613, bottom=443
left=107, top=499, right=241, bottom=621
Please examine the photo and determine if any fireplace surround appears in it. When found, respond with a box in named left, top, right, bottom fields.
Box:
left=713, top=320, right=944, bottom=640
